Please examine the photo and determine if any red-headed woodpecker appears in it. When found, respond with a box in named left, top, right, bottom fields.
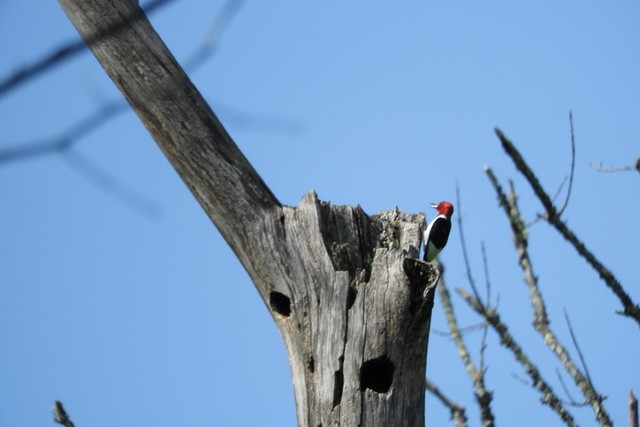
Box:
left=423, top=201, right=454, bottom=262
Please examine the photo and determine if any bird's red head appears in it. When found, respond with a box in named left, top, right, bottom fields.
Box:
left=430, top=201, right=454, bottom=218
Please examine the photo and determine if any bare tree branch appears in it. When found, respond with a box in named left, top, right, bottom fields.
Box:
left=425, top=378, right=468, bottom=427
left=437, top=268, right=495, bottom=427
left=526, top=112, right=576, bottom=227
left=484, top=166, right=612, bottom=426
left=455, top=184, right=481, bottom=301
left=62, top=150, right=162, bottom=217
left=557, top=112, right=576, bottom=217
left=480, top=242, right=492, bottom=305
left=0, top=0, right=177, bottom=99
left=494, top=128, right=640, bottom=327
left=181, top=0, right=244, bottom=71
left=53, top=401, right=75, bottom=427
left=430, top=322, right=487, bottom=338
left=562, top=308, right=593, bottom=387
left=590, top=157, right=640, bottom=174
left=0, top=99, right=162, bottom=216
left=478, top=241, right=492, bottom=373
left=631, top=390, right=639, bottom=427
left=454, top=185, right=491, bottom=373
left=555, top=368, right=583, bottom=407
left=457, top=288, right=578, bottom=427
left=0, top=0, right=246, bottom=165
left=0, top=100, right=126, bottom=164
left=0, top=0, right=248, bottom=216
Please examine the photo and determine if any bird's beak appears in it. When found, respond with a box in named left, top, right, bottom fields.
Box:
left=429, top=203, right=438, bottom=209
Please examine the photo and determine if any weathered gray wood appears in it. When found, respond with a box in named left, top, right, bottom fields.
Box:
left=274, top=193, right=437, bottom=426
left=57, top=1, right=439, bottom=425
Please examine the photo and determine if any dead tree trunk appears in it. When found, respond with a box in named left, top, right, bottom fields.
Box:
left=57, top=1, right=439, bottom=425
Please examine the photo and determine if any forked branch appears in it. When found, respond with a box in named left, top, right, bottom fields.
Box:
left=457, top=289, right=577, bottom=427
left=494, top=129, right=640, bottom=327
left=485, top=166, right=612, bottom=426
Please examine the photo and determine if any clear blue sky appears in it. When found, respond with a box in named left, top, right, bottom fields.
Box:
left=1, top=1, right=638, bottom=426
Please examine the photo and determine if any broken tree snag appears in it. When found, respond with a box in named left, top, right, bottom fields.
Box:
left=57, top=2, right=438, bottom=425
left=269, top=192, right=437, bottom=426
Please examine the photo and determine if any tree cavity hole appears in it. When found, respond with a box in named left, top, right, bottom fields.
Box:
left=360, top=356, right=394, bottom=393
left=269, top=291, right=291, bottom=317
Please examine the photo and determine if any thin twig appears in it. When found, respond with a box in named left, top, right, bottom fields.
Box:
left=478, top=241, right=492, bottom=373
left=454, top=185, right=491, bottom=374
left=555, top=368, right=576, bottom=405
left=62, top=150, right=162, bottom=217
left=550, top=176, right=568, bottom=206
left=630, top=390, right=639, bottom=427
left=494, top=129, right=640, bottom=327
left=485, top=165, right=612, bottom=426
left=563, top=308, right=593, bottom=386
left=425, top=378, right=468, bottom=427
left=181, top=0, right=245, bottom=70
left=555, top=368, right=588, bottom=407
left=53, top=401, right=75, bottom=427
left=455, top=184, right=481, bottom=301
left=557, top=112, right=576, bottom=217
left=0, top=99, right=163, bottom=216
left=529, top=110, right=577, bottom=228
left=481, top=242, right=492, bottom=306
left=437, top=268, right=495, bottom=427
left=0, top=101, right=125, bottom=164
left=431, top=322, right=488, bottom=337
left=510, top=372, right=531, bottom=387
left=590, top=157, right=640, bottom=174
left=457, top=288, right=578, bottom=427
left=478, top=318, right=489, bottom=374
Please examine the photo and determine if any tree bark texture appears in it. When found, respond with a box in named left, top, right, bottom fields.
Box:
left=58, top=1, right=439, bottom=425
left=275, top=195, right=437, bottom=426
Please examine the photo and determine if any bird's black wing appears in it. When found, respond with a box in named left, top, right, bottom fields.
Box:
left=429, top=216, right=451, bottom=250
